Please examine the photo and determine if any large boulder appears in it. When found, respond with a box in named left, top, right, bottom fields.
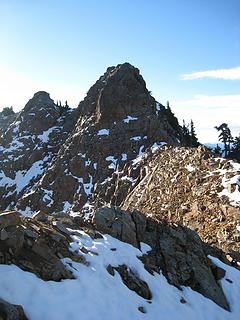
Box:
left=0, top=298, right=27, bottom=320
left=93, top=207, right=230, bottom=310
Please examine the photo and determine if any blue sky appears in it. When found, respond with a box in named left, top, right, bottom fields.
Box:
left=0, top=0, right=239, bottom=142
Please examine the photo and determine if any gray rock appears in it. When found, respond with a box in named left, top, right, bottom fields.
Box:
left=93, top=207, right=230, bottom=310
left=0, top=298, right=27, bottom=320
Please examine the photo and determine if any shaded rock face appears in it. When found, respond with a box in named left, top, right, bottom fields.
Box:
left=0, top=298, right=27, bottom=320
left=16, top=63, right=180, bottom=214
left=0, top=211, right=89, bottom=281
left=0, top=92, right=76, bottom=211
left=93, top=207, right=230, bottom=310
left=0, top=113, right=17, bottom=137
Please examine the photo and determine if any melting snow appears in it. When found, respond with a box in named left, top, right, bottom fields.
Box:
left=63, top=201, right=71, bottom=211
left=106, top=156, right=117, bottom=170
left=121, top=153, right=128, bottom=161
left=155, top=102, right=161, bottom=115
left=0, top=156, right=50, bottom=194
left=42, top=189, right=54, bottom=207
left=151, top=142, right=167, bottom=153
left=218, top=161, right=240, bottom=206
left=38, top=126, right=59, bottom=143
left=130, top=136, right=142, bottom=141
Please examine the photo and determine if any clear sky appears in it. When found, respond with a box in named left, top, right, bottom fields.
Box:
left=0, top=0, right=239, bottom=142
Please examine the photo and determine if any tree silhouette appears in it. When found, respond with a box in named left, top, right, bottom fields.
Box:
left=215, top=123, right=233, bottom=157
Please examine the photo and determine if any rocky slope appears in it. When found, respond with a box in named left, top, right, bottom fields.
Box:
left=0, top=112, right=17, bottom=137
left=0, top=91, right=76, bottom=211
left=0, top=63, right=240, bottom=319
left=94, top=145, right=240, bottom=258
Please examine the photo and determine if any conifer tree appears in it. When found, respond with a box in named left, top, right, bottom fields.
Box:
left=190, top=119, right=199, bottom=147
left=215, top=123, right=233, bottom=157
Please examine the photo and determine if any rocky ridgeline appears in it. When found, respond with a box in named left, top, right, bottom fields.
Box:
left=16, top=63, right=179, bottom=215
left=0, top=92, right=76, bottom=211
left=97, top=145, right=240, bottom=258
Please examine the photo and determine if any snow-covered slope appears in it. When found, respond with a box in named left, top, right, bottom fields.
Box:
left=0, top=230, right=239, bottom=320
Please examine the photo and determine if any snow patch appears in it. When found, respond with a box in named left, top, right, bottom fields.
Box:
left=123, top=115, right=138, bottom=123
left=97, top=129, right=109, bottom=136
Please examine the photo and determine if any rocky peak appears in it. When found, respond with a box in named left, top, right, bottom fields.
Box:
left=16, top=64, right=180, bottom=215
left=0, top=92, right=75, bottom=211
left=78, top=62, right=154, bottom=124
left=25, top=91, right=52, bottom=108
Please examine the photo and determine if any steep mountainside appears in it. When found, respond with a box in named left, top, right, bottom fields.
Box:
left=0, top=91, right=76, bottom=211
left=15, top=63, right=180, bottom=215
left=0, top=112, right=17, bottom=137
left=0, top=63, right=240, bottom=320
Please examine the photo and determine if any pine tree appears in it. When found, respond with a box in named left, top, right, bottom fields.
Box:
left=1, top=106, right=15, bottom=116
left=189, top=119, right=199, bottom=147
left=181, top=120, right=191, bottom=146
left=229, top=135, right=240, bottom=161
left=214, top=144, right=222, bottom=156
left=215, top=123, right=233, bottom=157
left=165, top=101, right=180, bottom=133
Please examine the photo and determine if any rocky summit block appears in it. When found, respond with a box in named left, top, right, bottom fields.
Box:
left=93, top=206, right=230, bottom=311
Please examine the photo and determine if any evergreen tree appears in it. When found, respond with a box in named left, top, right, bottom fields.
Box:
left=181, top=120, right=191, bottom=146
left=189, top=119, right=199, bottom=147
left=65, top=100, right=69, bottom=109
left=229, top=135, right=240, bottom=161
left=215, top=123, right=233, bottom=157
left=1, top=106, right=15, bottom=116
left=214, top=144, right=222, bottom=156
left=164, top=101, right=180, bottom=133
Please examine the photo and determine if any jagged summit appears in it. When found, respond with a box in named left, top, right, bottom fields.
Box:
left=15, top=63, right=180, bottom=215
left=23, top=91, right=54, bottom=113
left=77, top=62, right=153, bottom=124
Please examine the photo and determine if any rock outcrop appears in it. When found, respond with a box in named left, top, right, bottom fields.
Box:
left=0, top=209, right=231, bottom=311
left=15, top=63, right=180, bottom=215
left=0, top=298, right=27, bottom=320
left=93, top=206, right=229, bottom=310
left=0, top=211, right=88, bottom=281
left=91, top=145, right=240, bottom=259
